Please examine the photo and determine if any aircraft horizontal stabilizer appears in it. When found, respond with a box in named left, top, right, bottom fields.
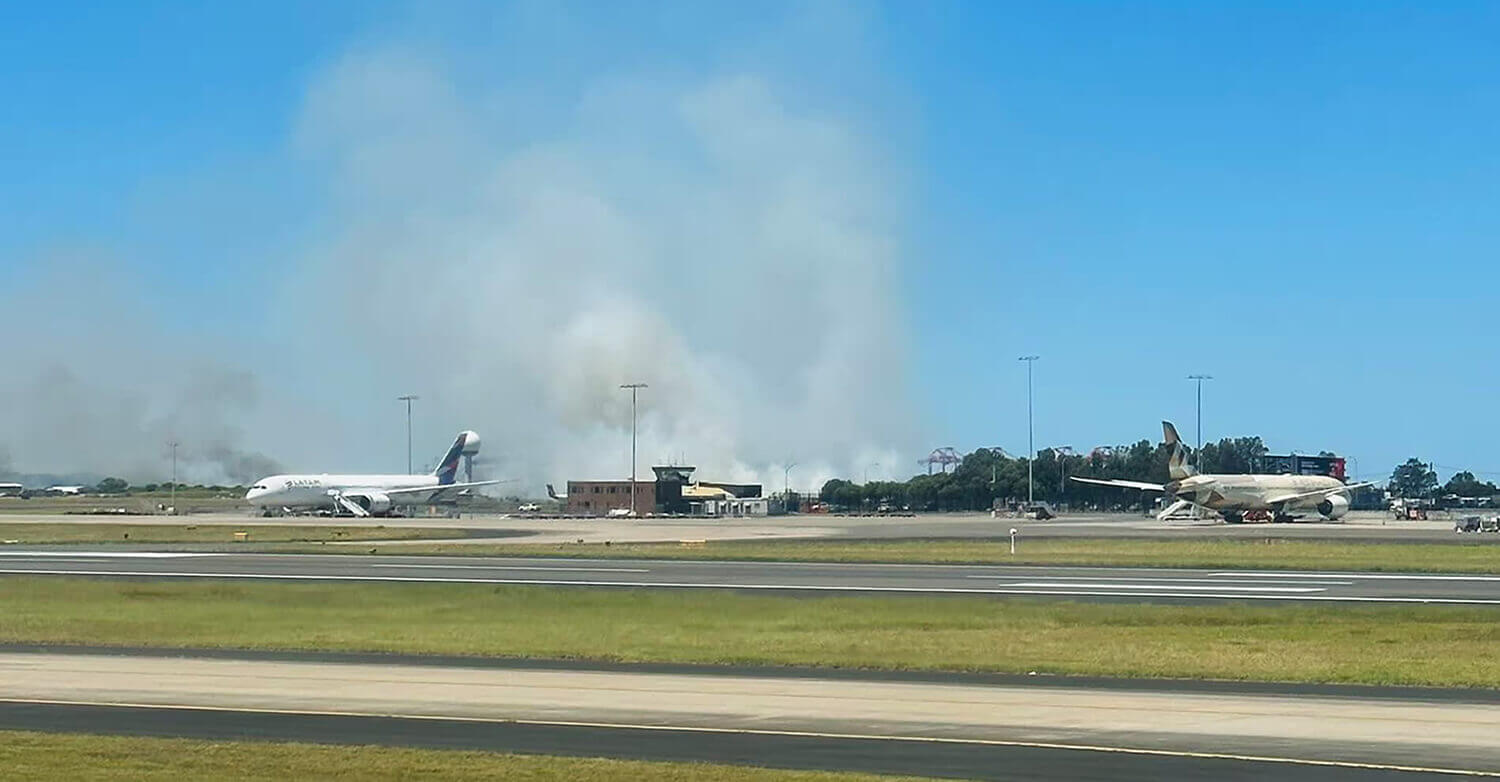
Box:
left=1070, top=476, right=1166, bottom=492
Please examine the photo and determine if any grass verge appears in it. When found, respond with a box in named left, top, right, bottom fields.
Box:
left=293, top=537, right=1500, bottom=574
left=4, top=578, right=1500, bottom=687
left=0, top=731, right=935, bottom=781
left=0, top=523, right=470, bottom=545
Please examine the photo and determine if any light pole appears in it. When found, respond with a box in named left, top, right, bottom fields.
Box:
left=1187, top=375, right=1212, bottom=471
left=397, top=395, right=419, bottom=474
left=620, top=383, right=648, bottom=516
left=168, top=441, right=178, bottom=516
left=1018, top=356, right=1039, bottom=506
left=783, top=462, right=797, bottom=510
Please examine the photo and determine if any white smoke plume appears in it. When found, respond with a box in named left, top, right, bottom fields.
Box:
left=283, top=51, right=918, bottom=492
left=0, top=11, right=920, bottom=494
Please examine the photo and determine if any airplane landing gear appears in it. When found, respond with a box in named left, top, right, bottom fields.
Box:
left=1273, top=513, right=1296, bottom=523
left=1222, top=511, right=1244, bottom=524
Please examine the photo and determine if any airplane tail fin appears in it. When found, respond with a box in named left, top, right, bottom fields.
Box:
left=432, top=430, right=481, bottom=485
left=1163, top=420, right=1197, bottom=479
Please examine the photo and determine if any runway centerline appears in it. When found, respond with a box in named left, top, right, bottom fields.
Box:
left=370, top=564, right=651, bottom=573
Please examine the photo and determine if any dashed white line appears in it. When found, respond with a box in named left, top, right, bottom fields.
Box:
left=0, top=552, right=214, bottom=559
left=370, top=564, right=650, bottom=573
left=966, top=575, right=1354, bottom=586
left=1211, top=572, right=1500, bottom=582
left=998, top=582, right=1327, bottom=593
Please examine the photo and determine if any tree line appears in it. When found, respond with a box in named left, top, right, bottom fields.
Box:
left=819, top=439, right=1492, bottom=512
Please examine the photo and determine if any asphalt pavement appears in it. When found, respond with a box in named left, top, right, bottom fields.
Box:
left=2, top=651, right=1495, bottom=780
left=2, top=551, right=1500, bottom=604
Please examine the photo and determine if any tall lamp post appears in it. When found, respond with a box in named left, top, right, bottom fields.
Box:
left=1018, top=356, right=1039, bottom=506
left=397, top=395, right=419, bottom=474
left=168, top=440, right=178, bottom=516
left=620, top=383, right=648, bottom=517
left=1186, top=375, right=1212, bottom=471
left=783, top=462, right=797, bottom=512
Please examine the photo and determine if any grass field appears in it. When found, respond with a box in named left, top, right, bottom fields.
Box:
left=0, top=494, right=246, bottom=515
left=0, top=731, right=935, bottom=782
left=0, top=523, right=470, bottom=545
left=324, top=537, right=1500, bottom=573
left=5, top=577, right=1500, bottom=687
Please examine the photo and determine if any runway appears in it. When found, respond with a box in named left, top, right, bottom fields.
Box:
left=0, top=650, right=1494, bottom=780
left=2, top=551, right=1500, bottom=604
left=0, top=509, right=1484, bottom=544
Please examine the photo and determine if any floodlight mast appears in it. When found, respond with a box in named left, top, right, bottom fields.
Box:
left=1187, top=375, right=1212, bottom=471
left=620, top=383, right=648, bottom=516
left=1018, top=356, right=1039, bottom=505
left=398, top=395, right=419, bottom=474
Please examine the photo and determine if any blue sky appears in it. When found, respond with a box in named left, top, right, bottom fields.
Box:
left=2, top=1, right=1497, bottom=484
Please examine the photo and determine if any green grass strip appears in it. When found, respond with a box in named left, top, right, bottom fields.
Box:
left=0, top=730, right=938, bottom=781
left=344, top=537, right=1500, bottom=573
left=4, top=578, right=1500, bottom=687
left=0, top=523, right=468, bottom=545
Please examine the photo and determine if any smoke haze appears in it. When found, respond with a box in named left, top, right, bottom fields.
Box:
left=0, top=7, right=919, bottom=492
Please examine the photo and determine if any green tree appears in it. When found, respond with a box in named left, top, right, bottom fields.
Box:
left=1389, top=459, right=1438, bottom=498
left=95, top=477, right=129, bottom=494
left=1442, top=471, right=1498, bottom=498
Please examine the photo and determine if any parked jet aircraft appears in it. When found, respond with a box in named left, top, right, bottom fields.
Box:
left=245, top=430, right=497, bottom=517
left=1070, top=421, right=1371, bottom=523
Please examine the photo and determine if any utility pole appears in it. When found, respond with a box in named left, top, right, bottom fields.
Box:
left=783, top=461, right=797, bottom=511
left=1018, top=356, right=1039, bottom=506
left=619, top=383, right=648, bottom=516
left=168, top=441, right=178, bottom=516
left=865, top=463, right=880, bottom=484
left=397, top=395, right=419, bottom=474
left=1187, top=375, right=1212, bottom=471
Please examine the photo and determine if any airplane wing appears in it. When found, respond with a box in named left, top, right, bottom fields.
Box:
left=384, top=480, right=505, bottom=498
left=1069, top=476, right=1167, bottom=492
left=1264, top=481, right=1376, bottom=506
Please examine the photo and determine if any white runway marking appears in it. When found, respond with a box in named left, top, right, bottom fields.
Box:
left=1, top=697, right=1495, bottom=778
left=1211, top=572, right=1500, bottom=582
left=966, top=575, right=1355, bottom=585
left=998, top=582, right=1327, bottom=593
left=0, top=552, right=214, bottom=559
left=370, top=564, right=650, bottom=573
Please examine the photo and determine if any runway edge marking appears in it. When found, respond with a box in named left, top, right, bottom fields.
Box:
left=3, top=568, right=1500, bottom=604
left=0, top=697, right=1494, bottom=778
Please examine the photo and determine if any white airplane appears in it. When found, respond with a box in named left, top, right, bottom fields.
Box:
left=1071, top=421, right=1372, bottom=523
left=245, top=430, right=498, bottom=517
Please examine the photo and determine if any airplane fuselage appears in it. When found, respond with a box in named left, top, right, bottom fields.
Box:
left=1169, top=473, right=1349, bottom=512
left=245, top=474, right=441, bottom=510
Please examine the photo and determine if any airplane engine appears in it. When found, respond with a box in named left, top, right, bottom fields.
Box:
left=1316, top=494, right=1350, bottom=520
left=352, top=493, right=393, bottom=515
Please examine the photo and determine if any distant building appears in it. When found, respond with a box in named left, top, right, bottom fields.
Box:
left=563, top=480, right=656, bottom=515
left=1258, top=455, right=1346, bottom=480
left=563, top=466, right=762, bottom=516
